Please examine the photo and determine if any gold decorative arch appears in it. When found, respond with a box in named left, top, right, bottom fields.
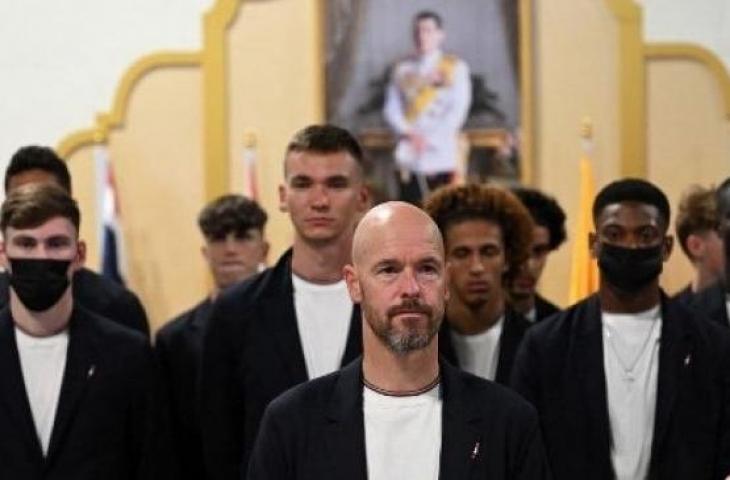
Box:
left=645, top=42, right=730, bottom=120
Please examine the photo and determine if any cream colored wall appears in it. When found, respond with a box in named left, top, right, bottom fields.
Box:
left=103, top=67, right=207, bottom=333
left=647, top=59, right=730, bottom=293
left=227, top=0, right=324, bottom=261
left=533, top=0, right=624, bottom=307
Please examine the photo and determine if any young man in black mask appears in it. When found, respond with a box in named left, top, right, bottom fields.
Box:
left=691, top=177, right=730, bottom=327
left=0, top=183, right=167, bottom=478
left=511, top=178, right=730, bottom=480
left=0, top=145, right=149, bottom=337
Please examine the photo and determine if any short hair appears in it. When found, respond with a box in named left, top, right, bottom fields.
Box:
left=675, top=185, right=718, bottom=259
left=512, top=187, right=567, bottom=250
left=414, top=10, right=443, bottom=29
left=424, top=183, right=534, bottom=281
left=716, top=176, right=730, bottom=215
left=198, top=194, right=267, bottom=240
left=285, top=125, right=365, bottom=174
left=1, top=183, right=80, bottom=233
left=592, top=178, right=670, bottom=228
left=5, top=146, right=72, bottom=194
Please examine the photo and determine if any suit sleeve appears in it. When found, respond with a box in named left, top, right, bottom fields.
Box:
left=200, top=301, right=245, bottom=480
left=113, top=290, right=150, bottom=338
left=510, top=403, right=552, bottom=480
left=716, top=333, right=730, bottom=478
left=383, top=64, right=411, bottom=136
left=245, top=404, right=291, bottom=480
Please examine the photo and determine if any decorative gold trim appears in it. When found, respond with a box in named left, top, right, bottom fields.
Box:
left=604, top=0, right=645, bottom=177
left=645, top=43, right=730, bottom=119
left=201, top=0, right=240, bottom=202
left=519, top=0, right=535, bottom=184
left=55, top=51, right=201, bottom=159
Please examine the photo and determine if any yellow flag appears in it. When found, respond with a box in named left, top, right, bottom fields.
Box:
left=568, top=156, right=599, bottom=303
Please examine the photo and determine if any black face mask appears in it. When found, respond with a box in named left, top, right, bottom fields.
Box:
left=8, top=258, right=72, bottom=312
left=597, top=242, right=664, bottom=292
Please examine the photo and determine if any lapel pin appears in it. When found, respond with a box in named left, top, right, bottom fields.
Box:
left=87, top=365, right=96, bottom=378
left=470, top=440, right=480, bottom=460
left=684, top=354, right=691, bottom=367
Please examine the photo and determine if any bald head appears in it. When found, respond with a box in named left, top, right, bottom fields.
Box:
left=353, top=202, right=444, bottom=267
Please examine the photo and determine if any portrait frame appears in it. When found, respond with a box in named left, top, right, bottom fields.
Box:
left=323, top=0, right=536, bottom=199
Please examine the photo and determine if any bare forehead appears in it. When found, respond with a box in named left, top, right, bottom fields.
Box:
left=284, top=150, right=360, bottom=178
left=5, top=217, right=77, bottom=240
left=596, top=202, right=663, bottom=227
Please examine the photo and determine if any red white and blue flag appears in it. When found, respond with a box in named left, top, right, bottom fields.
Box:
left=94, top=145, right=126, bottom=285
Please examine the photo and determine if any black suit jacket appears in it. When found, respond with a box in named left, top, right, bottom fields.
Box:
left=533, top=294, right=560, bottom=322
left=200, top=250, right=363, bottom=480
left=0, top=267, right=149, bottom=337
left=0, top=306, right=167, bottom=479
left=156, top=298, right=213, bottom=480
left=247, top=357, right=550, bottom=480
left=690, top=281, right=729, bottom=328
left=439, top=307, right=530, bottom=385
left=511, top=293, right=730, bottom=480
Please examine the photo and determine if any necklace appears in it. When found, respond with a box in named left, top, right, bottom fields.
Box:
left=603, top=316, right=660, bottom=383
left=363, top=374, right=441, bottom=397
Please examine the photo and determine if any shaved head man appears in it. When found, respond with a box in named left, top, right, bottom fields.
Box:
left=247, top=202, right=549, bottom=480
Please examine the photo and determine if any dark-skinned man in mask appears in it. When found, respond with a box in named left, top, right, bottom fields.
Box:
left=511, top=178, right=730, bottom=480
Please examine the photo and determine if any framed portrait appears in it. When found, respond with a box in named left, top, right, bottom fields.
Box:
left=325, top=0, right=529, bottom=201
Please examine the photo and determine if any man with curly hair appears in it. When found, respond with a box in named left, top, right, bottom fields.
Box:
left=509, top=187, right=567, bottom=322
left=424, top=183, right=534, bottom=384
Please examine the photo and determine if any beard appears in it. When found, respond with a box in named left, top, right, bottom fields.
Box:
left=363, top=296, right=443, bottom=355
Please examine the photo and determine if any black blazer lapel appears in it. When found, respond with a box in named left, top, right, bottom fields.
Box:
left=45, top=308, right=97, bottom=462
left=324, top=360, right=367, bottom=479
left=495, top=309, right=528, bottom=385
left=258, top=253, right=308, bottom=384
left=437, top=319, right=459, bottom=367
left=0, top=308, right=44, bottom=461
left=440, top=361, right=481, bottom=480
left=649, top=295, right=692, bottom=473
left=573, top=296, right=613, bottom=474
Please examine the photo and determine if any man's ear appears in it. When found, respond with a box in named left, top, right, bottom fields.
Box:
left=662, top=235, right=674, bottom=262
left=76, top=240, right=87, bottom=268
left=588, top=232, right=598, bottom=259
left=278, top=184, right=288, bottom=213
left=685, top=233, right=704, bottom=261
left=0, top=239, right=8, bottom=271
left=201, top=244, right=210, bottom=263
left=262, top=241, right=270, bottom=263
left=343, top=264, right=362, bottom=303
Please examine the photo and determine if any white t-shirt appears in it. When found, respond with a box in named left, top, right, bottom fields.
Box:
left=602, top=306, right=661, bottom=480
left=724, top=294, right=730, bottom=325
left=15, top=327, right=69, bottom=456
left=292, top=274, right=353, bottom=379
left=524, top=307, right=537, bottom=324
left=449, top=315, right=504, bottom=381
left=364, top=384, right=442, bottom=480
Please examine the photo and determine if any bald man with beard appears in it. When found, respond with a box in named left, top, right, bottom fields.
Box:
left=247, top=202, right=549, bottom=480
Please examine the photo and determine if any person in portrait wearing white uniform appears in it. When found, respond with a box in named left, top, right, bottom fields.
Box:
left=512, top=178, right=730, bottom=480
left=247, top=201, right=550, bottom=480
left=200, top=125, right=370, bottom=479
left=423, top=183, right=534, bottom=385
left=691, top=177, right=730, bottom=328
left=0, top=183, right=166, bottom=479
left=384, top=10, right=471, bottom=204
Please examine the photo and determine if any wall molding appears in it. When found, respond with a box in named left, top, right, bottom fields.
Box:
left=645, top=42, right=730, bottom=120
left=56, top=52, right=201, bottom=158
